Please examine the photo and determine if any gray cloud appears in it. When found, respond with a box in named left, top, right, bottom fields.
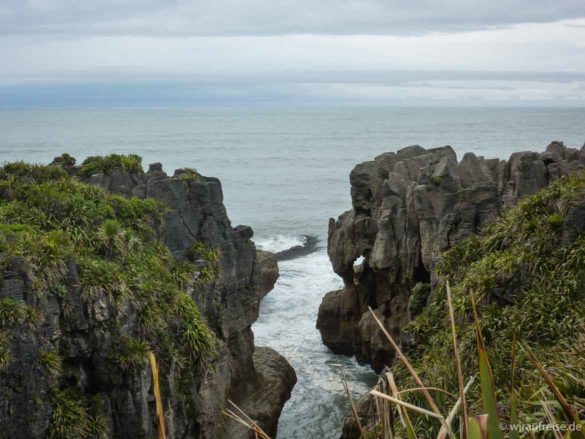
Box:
left=1, top=0, right=585, bottom=36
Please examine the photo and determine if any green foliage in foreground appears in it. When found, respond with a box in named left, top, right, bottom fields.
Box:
left=390, top=173, right=585, bottom=436
left=0, top=160, right=218, bottom=404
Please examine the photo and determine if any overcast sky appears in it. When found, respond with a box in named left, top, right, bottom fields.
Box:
left=2, top=0, right=585, bottom=106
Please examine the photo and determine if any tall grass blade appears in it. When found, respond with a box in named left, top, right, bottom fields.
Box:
left=367, top=306, right=453, bottom=437
left=370, top=390, right=444, bottom=419
left=387, top=372, right=417, bottom=439
left=374, top=378, right=394, bottom=439
left=541, top=401, right=563, bottom=439
left=467, top=416, right=483, bottom=439
left=470, top=293, right=503, bottom=439
left=340, top=366, right=365, bottom=439
left=509, top=330, right=519, bottom=439
left=148, top=352, right=167, bottom=439
left=438, top=376, right=475, bottom=439
left=521, top=343, right=585, bottom=439
left=224, top=400, right=272, bottom=439
left=446, top=281, right=468, bottom=438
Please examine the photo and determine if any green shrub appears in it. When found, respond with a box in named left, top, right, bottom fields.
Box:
left=47, top=387, right=90, bottom=439
left=0, top=161, right=67, bottom=183
left=428, top=175, right=443, bottom=186
left=50, top=153, right=77, bottom=168
left=176, top=168, right=204, bottom=182
left=78, top=154, right=143, bottom=177
left=115, top=337, right=150, bottom=371
left=40, top=350, right=63, bottom=380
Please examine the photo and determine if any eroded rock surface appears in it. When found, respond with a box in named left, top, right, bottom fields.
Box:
left=317, top=141, right=585, bottom=371
left=0, top=159, right=293, bottom=438
left=227, top=347, right=297, bottom=438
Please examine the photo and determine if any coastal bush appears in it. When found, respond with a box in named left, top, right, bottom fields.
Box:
left=385, top=173, right=585, bottom=436
left=50, top=153, right=76, bottom=168
left=0, top=159, right=217, bottom=391
left=176, top=167, right=204, bottom=182
left=78, top=153, right=143, bottom=177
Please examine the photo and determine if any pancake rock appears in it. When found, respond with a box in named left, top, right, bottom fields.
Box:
left=0, top=157, right=294, bottom=438
left=317, top=141, right=585, bottom=371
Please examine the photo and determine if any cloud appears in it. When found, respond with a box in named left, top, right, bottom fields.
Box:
left=2, top=19, right=585, bottom=84
left=1, top=2, right=585, bottom=105
left=1, top=0, right=585, bottom=37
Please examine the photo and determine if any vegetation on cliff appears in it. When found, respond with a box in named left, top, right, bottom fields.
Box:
left=0, top=159, right=218, bottom=435
left=383, top=173, right=585, bottom=436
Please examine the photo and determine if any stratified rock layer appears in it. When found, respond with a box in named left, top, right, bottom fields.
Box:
left=317, top=141, right=585, bottom=371
left=0, top=159, right=293, bottom=438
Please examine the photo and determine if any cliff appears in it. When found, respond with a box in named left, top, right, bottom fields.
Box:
left=0, top=154, right=295, bottom=438
left=337, top=153, right=585, bottom=438
left=317, top=141, right=585, bottom=371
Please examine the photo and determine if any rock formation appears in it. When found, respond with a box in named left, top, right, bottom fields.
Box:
left=317, top=141, right=585, bottom=371
left=0, top=156, right=295, bottom=438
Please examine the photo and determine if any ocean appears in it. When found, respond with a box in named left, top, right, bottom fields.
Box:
left=1, top=106, right=584, bottom=438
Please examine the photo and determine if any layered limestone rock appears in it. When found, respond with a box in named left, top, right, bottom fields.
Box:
left=0, top=157, right=294, bottom=438
left=317, top=141, right=585, bottom=371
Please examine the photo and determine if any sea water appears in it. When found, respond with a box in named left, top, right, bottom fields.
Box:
left=1, top=106, right=584, bottom=438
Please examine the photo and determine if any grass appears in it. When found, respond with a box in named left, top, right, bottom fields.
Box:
left=0, top=156, right=220, bottom=433
left=46, top=387, right=90, bottom=439
left=0, top=298, right=42, bottom=328
left=176, top=168, right=204, bottom=182
left=46, top=388, right=108, bottom=439
left=40, top=350, right=63, bottom=380
left=366, top=172, right=585, bottom=437
left=115, top=336, right=151, bottom=371
left=78, top=153, right=143, bottom=177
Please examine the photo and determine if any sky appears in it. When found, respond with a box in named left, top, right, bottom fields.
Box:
left=1, top=0, right=585, bottom=106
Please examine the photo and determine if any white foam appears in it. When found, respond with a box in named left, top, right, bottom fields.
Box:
left=254, top=234, right=306, bottom=253
left=253, top=248, right=378, bottom=438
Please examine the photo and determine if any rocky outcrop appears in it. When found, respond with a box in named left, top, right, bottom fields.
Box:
left=0, top=157, right=293, bottom=438
left=228, top=347, right=297, bottom=438
left=317, top=141, right=585, bottom=371
left=255, top=251, right=280, bottom=298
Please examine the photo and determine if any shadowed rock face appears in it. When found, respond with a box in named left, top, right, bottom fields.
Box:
left=317, top=141, right=585, bottom=372
left=0, top=160, right=294, bottom=439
